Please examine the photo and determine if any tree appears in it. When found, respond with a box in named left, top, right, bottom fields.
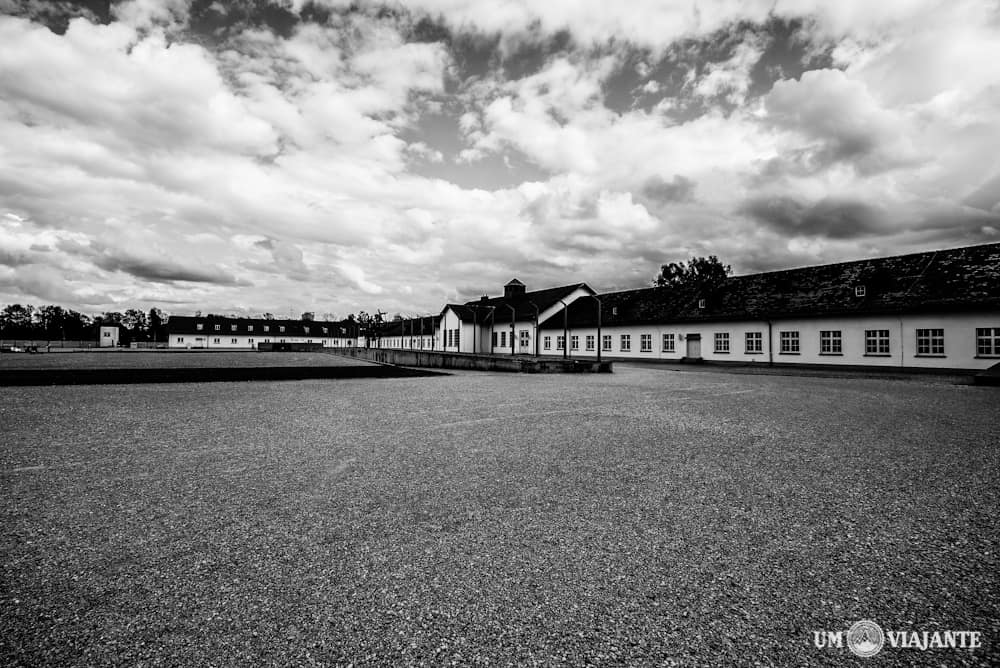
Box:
left=262, top=312, right=275, bottom=320
left=653, top=255, right=732, bottom=289
left=149, top=308, right=164, bottom=342
left=301, top=311, right=315, bottom=321
left=123, top=309, right=147, bottom=335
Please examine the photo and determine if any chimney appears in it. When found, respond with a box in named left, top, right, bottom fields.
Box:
left=504, top=278, right=526, bottom=298
left=480, top=295, right=489, bottom=301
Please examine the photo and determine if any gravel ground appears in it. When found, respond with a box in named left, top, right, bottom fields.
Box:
left=1, top=367, right=998, bottom=666
left=0, top=351, right=374, bottom=370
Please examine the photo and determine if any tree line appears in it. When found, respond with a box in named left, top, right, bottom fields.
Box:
left=0, top=304, right=168, bottom=344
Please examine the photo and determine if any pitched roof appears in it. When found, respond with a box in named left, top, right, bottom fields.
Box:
left=167, top=315, right=359, bottom=337
left=540, top=242, right=1000, bottom=329
left=463, top=283, right=593, bottom=323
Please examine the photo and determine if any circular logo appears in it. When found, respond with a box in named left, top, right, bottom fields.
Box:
left=847, top=620, right=885, bottom=658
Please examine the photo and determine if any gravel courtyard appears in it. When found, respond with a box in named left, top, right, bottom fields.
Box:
left=2, top=366, right=998, bottom=666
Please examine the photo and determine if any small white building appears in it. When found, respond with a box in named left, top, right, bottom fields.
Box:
left=98, top=325, right=119, bottom=347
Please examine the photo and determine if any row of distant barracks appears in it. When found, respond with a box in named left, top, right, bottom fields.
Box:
left=166, top=242, right=1000, bottom=372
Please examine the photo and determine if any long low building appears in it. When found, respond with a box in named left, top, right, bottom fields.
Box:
left=536, top=242, right=1000, bottom=371
left=166, top=316, right=359, bottom=349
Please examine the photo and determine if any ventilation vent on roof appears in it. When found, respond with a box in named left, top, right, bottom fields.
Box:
left=698, top=299, right=706, bottom=309
left=855, top=285, right=866, bottom=297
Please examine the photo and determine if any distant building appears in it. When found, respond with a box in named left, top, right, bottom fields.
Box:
left=370, top=316, right=439, bottom=350
left=437, top=279, right=595, bottom=355
left=166, top=316, right=359, bottom=349
left=98, top=325, right=119, bottom=347
left=536, top=242, right=1000, bottom=371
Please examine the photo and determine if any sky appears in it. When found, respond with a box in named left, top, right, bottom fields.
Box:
left=1, top=0, right=999, bottom=318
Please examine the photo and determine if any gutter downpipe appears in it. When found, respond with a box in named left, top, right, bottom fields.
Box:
left=899, top=315, right=905, bottom=368
left=558, top=299, right=569, bottom=359
left=594, top=295, right=602, bottom=364
left=528, top=300, right=540, bottom=357
left=767, top=320, right=773, bottom=366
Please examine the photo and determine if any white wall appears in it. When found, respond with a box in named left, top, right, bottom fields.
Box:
left=537, top=311, right=1000, bottom=370
left=169, top=335, right=356, bottom=349
left=99, top=326, right=118, bottom=347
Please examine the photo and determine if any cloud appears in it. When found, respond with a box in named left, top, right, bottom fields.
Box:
left=0, top=0, right=998, bottom=314
left=763, top=68, right=922, bottom=175
left=739, top=196, right=886, bottom=239
left=92, top=247, right=250, bottom=286
left=641, top=175, right=696, bottom=203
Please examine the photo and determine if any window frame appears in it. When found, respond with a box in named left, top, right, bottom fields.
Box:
left=976, top=327, right=1000, bottom=357
left=819, top=330, right=843, bottom=355
left=915, top=328, right=945, bottom=356
left=864, top=329, right=891, bottom=356
left=620, top=334, right=631, bottom=352
left=779, top=330, right=800, bottom=354
left=714, top=332, right=730, bottom=354
left=662, top=333, right=675, bottom=353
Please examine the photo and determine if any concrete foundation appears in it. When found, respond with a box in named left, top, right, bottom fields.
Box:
left=332, top=348, right=613, bottom=373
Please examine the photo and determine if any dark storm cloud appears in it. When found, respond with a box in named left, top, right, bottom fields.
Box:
left=0, top=247, right=32, bottom=267
left=641, top=175, right=695, bottom=203
left=95, top=252, right=250, bottom=285
left=739, top=196, right=885, bottom=239
left=53, top=238, right=248, bottom=286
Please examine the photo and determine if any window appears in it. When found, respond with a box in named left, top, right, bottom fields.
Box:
left=865, top=329, right=891, bottom=355
left=640, top=334, right=652, bottom=352
left=612, top=307, right=618, bottom=316
left=780, top=331, right=800, bottom=354
left=698, top=299, right=706, bottom=309
left=620, top=334, right=631, bottom=351
left=571, top=335, right=579, bottom=350
left=557, top=335, right=565, bottom=350
left=491, top=332, right=497, bottom=347
left=231, top=338, right=238, bottom=344
left=176, top=337, right=184, bottom=343
left=520, top=330, right=529, bottom=348
left=196, top=323, right=203, bottom=331
left=916, top=328, right=944, bottom=356
left=544, top=336, right=551, bottom=350
left=820, top=330, right=842, bottom=355
left=322, top=327, right=328, bottom=334
left=304, top=326, right=310, bottom=334
left=229, top=324, right=236, bottom=331
left=447, top=330, right=453, bottom=347
left=586, top=335, right=595, bottom=351
left=500, top=331, right=506, bottom=348
left=977, top=328, right=1000, bottom=357
left=663, top=333, right=675, bottom=352
left=213, top=337, right=220, bottom=343
left=855, top=285, right=866, bottom=297
left=714, top=332, right=730, bottom=353
left=745, top=332, right=762, bottom=354
left=454, top=328, right=460, bottom=348
left=263, top=325, right=269, bottom=332
left=248, top=325, right=254, bottom=332
left=103, top=331, right=110, bottom=337
left=279, top=326, right=286, bottom=333
left=248, top=338, right=253, bottom=344
left=602, top=335, right=612, bottom=351
left=215, top=324, right=221, bottom=331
